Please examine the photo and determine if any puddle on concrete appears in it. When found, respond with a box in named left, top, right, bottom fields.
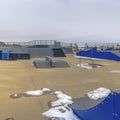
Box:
left=10, top=93, right=24, bottom=99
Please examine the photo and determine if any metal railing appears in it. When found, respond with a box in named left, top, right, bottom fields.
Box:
left=5, top=40, right=76, bottom=48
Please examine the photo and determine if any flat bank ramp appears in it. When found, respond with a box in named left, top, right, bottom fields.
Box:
left=33, top=60, right=70, bottom=68
left=69, top=90, right=120, bottom=120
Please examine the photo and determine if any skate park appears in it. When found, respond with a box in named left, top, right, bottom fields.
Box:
left=1, top=40, right=120, bottom=120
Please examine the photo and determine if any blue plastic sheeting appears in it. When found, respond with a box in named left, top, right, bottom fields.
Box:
left=113, top=92, right=120, bottom=120
left=105, top=48, right=113, bottom=51
left=2, top=53, right=10, bottom=60
left=76, top=47, right=120, bottom=61
left=71, top=92, right=120, bottom=120
left=87, top=47, right=97, bottom=52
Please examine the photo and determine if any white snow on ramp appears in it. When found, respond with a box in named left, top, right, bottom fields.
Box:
left=43, top=106, right=79, bottom=120
left=51, top=91, right=73, bottom=107
left=87, top=87, right=111, bottom=100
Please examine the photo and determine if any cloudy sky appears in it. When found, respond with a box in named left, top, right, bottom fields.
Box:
left=0, top=0, right=120, bottom=43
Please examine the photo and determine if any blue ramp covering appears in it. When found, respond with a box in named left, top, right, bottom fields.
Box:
left=76, top=47, right=120, bottom=61
left=105, top=48, right=113, bottom=51
left=113, top=91, right=120, bottom=120
left=69, top=91, right=120, bottom=120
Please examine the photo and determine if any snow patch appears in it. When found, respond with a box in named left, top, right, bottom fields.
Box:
left=87, top=87, right=111, bottom=100
left=51, top=99, right=73, bottom=107
left=77, top=63, right=102, bottom=70
left=25, top=90, right=43, bottom=96
left=15, top=87, right=111, bottom=119
left=24, top=88, right=79, bottom=120
left=25, top=88, right=51, bottom=96
left=43, top=106, right=80, bottom=120
left=76, top=64, right=81, bottom=67
left=42, top=88, right=51, bottom=92
left=56, top=94, right=72, bottom=100
left=42, top=91, right=79, bottom=120
left=81, top=63, right=93, bottom=69
left=14, top=94, right=18, bottom=97
left=54, top=91, right=63, bottom=95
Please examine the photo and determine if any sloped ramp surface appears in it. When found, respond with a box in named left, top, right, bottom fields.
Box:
left=33, top=60, right=70, bottom=68
left=52, top=48, right=66, bottom=57
left=63, top=47, right=73, bottom=54
left=69, top=90, right=120, bottom=120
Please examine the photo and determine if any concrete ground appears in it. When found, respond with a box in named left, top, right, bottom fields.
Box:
left=1, top=54, right=120, bottom=120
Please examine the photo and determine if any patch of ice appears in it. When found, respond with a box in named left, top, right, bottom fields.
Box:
left=110, top=70, right=120, bottom=73
left=87, top=87, right=111, bottom=100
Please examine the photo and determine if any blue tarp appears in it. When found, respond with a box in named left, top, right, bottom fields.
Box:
left=71, top=91, right=120, bottom=120
left=76, top=47, right=120, bottom=61
left=104, top=48, right=113, bottom=51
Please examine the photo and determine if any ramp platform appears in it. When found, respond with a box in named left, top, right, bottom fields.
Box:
left=33, top=57, right=70, bottom=68
left=69, top=90, right=120, bottom=120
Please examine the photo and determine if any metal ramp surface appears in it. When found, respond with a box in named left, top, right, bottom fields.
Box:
left=69, top=90, right=120, bottom=120
left=33, top=60, right=70, bottom=68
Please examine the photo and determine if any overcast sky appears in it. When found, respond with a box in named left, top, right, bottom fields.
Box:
left=0, top=0, right=120, bottom=43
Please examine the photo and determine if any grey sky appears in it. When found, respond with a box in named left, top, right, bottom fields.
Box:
left=0, top=0, right=120, bottom=43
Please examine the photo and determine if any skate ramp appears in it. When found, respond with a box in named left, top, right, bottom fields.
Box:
left=33, top=57, right=70, bottom=68
left=62, top=47, right=73, bottom=54
left=52, top=48, right=66, bottom=57
left=69, top=90, right=120, bottom=120
left=76, top=47, right=120, bottom=61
